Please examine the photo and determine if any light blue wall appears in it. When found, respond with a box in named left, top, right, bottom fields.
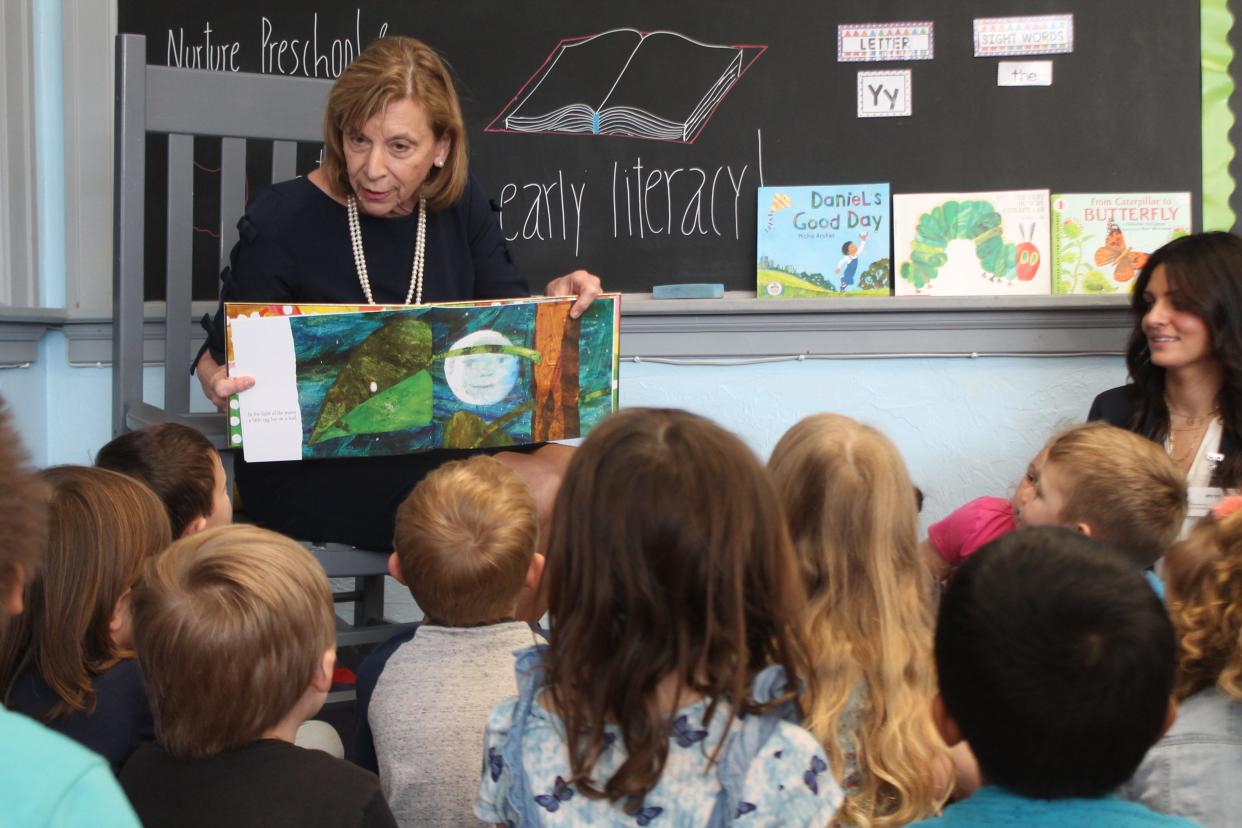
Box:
left=2, top=351, right=1127, bottom=527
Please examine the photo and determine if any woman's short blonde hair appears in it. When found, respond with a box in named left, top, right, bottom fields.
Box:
left=321, top=36, right=467, bottom=211
left=132, top=525, right=335, bottom=758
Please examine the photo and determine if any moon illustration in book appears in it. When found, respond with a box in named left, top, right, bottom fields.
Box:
left=443, top=330, right=521, bottom=405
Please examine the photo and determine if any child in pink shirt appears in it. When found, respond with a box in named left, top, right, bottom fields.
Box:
left=922, top=424, right=1185, bottom=583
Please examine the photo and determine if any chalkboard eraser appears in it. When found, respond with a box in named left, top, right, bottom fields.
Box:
left=652, top=283, right=724, bottom=299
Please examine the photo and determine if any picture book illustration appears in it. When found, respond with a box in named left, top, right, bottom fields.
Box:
left=224, top=296, right=620, bottom=463
left=1050, top=193, right=1191, bottom=294
left=893, top=190, right=1051, bottom=296
left=757, top=184, right=891, bottom=298
left=486, top=29, right=766, bottom=143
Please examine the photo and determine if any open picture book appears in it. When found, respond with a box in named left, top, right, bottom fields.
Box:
left=224, top=295, right=620, bottom=463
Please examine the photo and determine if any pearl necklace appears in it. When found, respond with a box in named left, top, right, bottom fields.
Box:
left=346, top=194, right=426, bottom=305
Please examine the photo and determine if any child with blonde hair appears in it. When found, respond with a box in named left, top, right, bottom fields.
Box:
left=0, top=408, right=140, bottom=824
left=0, top=465, right=171, bottom=771
left=476, top=408, right=842, bottom=825
left=1123, top=497, right=1242, bottom=826
left=924, top=422, right=1187, bottom=587
left=352, top=454, right=544, bottom=824
left=119, top=524, right=396, bottom=827
left=768, top=413, right=949, bottom=826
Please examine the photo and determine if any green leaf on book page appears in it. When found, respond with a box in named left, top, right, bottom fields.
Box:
left=309, top=318, right=433, bottom=444
left=310, top=369, right=433, bottom=444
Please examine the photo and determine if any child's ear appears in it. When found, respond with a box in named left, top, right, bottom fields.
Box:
left=1073, top=521, right=1093, bottom=537
left=387, top=552, right=407, bottom=585
left=310, top=647, right=336, bottom=694
left=181, top=516, right=209, bottom=538
left=109, top=588, right=134, bottom=649
left=524, top=552, right=545, bottom=591
left=931, top=693, right=964, bottom=747
left=1158, top=697, right=1178, bottom=740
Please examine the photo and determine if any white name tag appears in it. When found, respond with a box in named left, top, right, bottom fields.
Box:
left=1187, top=486, right=1225, bottom=520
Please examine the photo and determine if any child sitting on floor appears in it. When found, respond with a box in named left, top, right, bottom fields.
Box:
left=923, top=422, right=1186, bottom=590
left=476, top=408, right=842, bottom=826
left=768, top=413, right=951, bottom=826
left=0, top=465, right=171, bottom=772
left=914, top=526, right=1195, bottom=827
left=1122, top=496, right=1242, bottom=826
left=119, top=524, right=396, bottom=827
left=0, top=406, right=140, bottom=824
left=351, top=454, right=544, bottom=825
left=96, top=422, right=232, bottom=537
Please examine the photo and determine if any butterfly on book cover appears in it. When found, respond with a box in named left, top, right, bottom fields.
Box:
left=1094, top=222, right=1149, bottom=283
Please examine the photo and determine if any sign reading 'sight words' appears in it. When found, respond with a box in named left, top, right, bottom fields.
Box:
left=974, top=14, right=1073, bottom=58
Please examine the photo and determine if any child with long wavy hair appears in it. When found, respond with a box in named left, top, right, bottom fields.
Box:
left=1123, top=498, right=1242, bottom=827
left=0, top=465, right=171, bottom=772
left=475, top=408, right=843, bottom=826
left=768, top=413, right=949, bottom=827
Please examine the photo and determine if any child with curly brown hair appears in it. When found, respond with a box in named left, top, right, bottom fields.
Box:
left=1123, top=497, right=1242, bottom=826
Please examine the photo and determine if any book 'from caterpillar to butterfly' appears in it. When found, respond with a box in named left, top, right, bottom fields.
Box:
left=893, top=189, right=1051, bottom=296
left=1050, top=193, right=1192, bottom=294
left=756, top=183, right=891, bottom=298
left=486, top=29, right=766, bottom=143
left=223, top=296, right=620, bottom=463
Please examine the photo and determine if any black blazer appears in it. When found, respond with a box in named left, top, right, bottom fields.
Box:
left=1088, top=384, right=1242, bottom=484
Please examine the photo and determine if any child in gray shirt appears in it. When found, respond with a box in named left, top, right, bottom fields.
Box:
left=352, top=456, right=544, bottom=826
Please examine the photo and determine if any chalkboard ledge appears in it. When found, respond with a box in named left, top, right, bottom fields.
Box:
left=31, top=294, right=1134, bottom=366
left=619, top=292, right=1132, bottom=359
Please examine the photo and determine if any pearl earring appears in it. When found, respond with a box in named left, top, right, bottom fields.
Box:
left=434, top=159, right=445, bottom=168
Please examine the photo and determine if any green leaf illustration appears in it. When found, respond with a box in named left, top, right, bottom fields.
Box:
left=309, top=318, right=433, bottom=444
left=1082, top=270, right=1116, bottom=293
left=310, top=369, right=433, bottom=444
left=443, top=410, right=515, bottom=449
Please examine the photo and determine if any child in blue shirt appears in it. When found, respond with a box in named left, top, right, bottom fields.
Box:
left=912, top=527, right=1197, bottom=827
left=475, top=408, right=842, bottom=826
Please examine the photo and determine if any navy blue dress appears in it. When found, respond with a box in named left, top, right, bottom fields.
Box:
left=8, top=659, right=154, bottom=774
left=203, top=175, right=530, bottom=550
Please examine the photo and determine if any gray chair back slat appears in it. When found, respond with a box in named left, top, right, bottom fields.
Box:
left=111, top=35, right=147, bottom=437
left=272, top=141, right=298, bottom=184
left=218, top=138, right=247, bottom=274
left=163, top=134, right=195, bottom=418
left=145, top=63, right=327, bottom=141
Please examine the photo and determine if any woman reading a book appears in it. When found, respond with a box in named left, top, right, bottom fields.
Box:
left=1088, top=232, right=1242, bottom=519
left=192, top=36, right=602, bottom=552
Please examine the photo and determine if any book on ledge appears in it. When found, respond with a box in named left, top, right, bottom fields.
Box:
left=223, top=295, right=620, bottom=463
left=487, top=29, right=766, bottom=143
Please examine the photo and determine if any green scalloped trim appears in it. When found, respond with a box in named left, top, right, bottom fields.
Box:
left=1203, top=0, right=1236, bottom=230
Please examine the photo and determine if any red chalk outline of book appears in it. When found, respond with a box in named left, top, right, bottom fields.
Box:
left=487, top=29, right=766, bottom=144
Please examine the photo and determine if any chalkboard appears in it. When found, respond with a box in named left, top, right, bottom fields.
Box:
left=118, top=0, right=1205, bottom=299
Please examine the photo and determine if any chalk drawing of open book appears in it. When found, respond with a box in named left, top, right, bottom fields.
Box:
left=486, top=29, right=766, bottom=144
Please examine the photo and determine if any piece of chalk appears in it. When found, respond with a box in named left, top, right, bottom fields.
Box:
left=652, top=283, right=724, bottom=299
